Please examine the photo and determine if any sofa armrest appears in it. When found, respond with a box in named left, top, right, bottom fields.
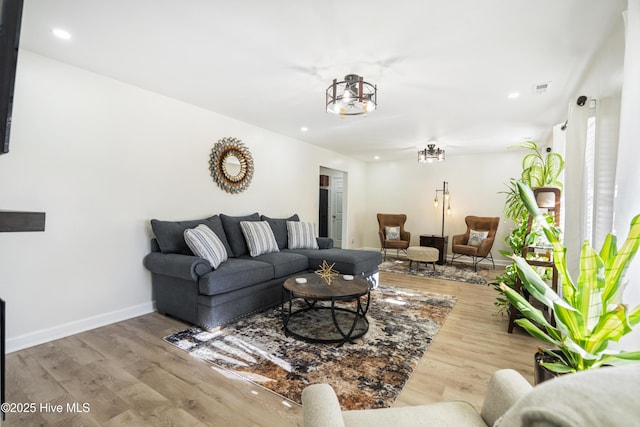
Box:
left=480, top=369, right=532, bottom=426
left=316, top=237, right=334, bottom=249
left=302, top=383, right=346, bottom=427
left=143, top=252, right=211, bottom=282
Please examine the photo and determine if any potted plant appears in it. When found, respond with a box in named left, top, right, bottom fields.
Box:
left=503, top=141, right=565, bottom=220
left=490, top=217, right=558, bottom=315
left=500, top=181, right=640, bottom=377
left=493, top=141, right=564, bottom=315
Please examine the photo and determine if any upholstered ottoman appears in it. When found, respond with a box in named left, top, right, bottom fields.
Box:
left=407, top=246, right=439, bottom=271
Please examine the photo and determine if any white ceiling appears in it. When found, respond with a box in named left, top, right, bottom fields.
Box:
left=19, top=0, right=626, bottom=161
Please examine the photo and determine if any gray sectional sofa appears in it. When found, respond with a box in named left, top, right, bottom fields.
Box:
left=143, top=213, right=382, bottom=328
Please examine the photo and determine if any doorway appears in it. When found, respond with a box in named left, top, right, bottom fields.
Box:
left=319, top=167, right=347, bottom=248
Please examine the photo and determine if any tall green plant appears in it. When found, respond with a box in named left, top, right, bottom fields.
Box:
left=490, top=211, right=559, bottom=314
left=493, top=141, right=566, bottom=313
left=500, top=181, right=640, bottom=373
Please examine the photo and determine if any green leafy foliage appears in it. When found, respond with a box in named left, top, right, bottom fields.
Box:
left=490, top=196, right=558, bottom=314
left=500, top=182, right=640, bottom=373
left=502, top=141, right=565, bottom=223
left=493, top=141, right=565, bottom=316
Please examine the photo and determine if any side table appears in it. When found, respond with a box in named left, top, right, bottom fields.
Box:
left=419, top=235, right=448, bottom=265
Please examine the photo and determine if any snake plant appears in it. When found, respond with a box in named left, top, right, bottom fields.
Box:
left=500, top=181, right=640, bottom=373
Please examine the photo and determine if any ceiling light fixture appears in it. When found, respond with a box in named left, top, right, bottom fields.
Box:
left=418, top=144, right=445, bottom=163
left=326, top=74, right=377, bottom=118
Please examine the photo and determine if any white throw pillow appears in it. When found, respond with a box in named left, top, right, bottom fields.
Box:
left=468, top=229, right=489, bottom=247
left=240, top=221, right=280, bottom=257
left=184, top=224, right=228, bottom=269
left=287, top=221, right=319, bottom=249
left=385, top=226, right=401, bottom=240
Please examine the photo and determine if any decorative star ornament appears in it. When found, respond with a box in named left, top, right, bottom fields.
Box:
left=315, top=260, right=339, bottom=285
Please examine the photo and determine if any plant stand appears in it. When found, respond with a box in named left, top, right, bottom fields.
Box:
left=508, top=187, right=561, bottom=333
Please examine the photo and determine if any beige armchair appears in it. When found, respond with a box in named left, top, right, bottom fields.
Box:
left=377, top=213, right=411, bottom=261
left=302, top=365, right=640, bottom=427
left=451, top=216, right=499, bottom=271
left=303, top=369, right=528, bottom=427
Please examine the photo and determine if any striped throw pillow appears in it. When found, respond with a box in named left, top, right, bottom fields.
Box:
left=240, top=221, right=280, bottom=257
left=287, top=221, right=319, bottom=249
left=183, top=224, right=228, bottom=269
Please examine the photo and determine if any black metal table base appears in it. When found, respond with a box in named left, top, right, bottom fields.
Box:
left=282, top=292, right=371, bottom=347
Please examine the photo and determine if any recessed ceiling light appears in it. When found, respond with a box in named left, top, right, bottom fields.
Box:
left=373, top=156, right=380, bottom=160
left=300, top=126, right=308, bottom=132
left=508, top=92, right=520, bottom=99
left=52, top=28, right=72, bottom=40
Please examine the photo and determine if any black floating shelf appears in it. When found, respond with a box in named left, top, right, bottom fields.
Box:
left=0, top=211, right=46, bottom=232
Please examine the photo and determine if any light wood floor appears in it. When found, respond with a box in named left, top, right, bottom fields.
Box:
left=5, top=266, right=539, bottom=426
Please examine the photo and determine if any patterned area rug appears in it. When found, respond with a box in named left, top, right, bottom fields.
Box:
left=379, top=259, right=489, bottom=285
left=164, top=285, right=456, bottom=410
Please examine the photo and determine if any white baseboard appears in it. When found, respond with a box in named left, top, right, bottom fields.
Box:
left=6, top=301, right=156, bottom=353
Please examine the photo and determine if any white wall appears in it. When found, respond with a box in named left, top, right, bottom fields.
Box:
left=364, top=150, right=524, bottom=262
left=0, top=51, right=368, bottom=352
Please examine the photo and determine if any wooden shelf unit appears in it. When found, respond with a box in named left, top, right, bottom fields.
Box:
left=507, top=187, right=561, bottom=333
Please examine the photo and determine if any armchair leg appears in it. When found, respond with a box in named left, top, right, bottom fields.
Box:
left=450, top=253, right=459, bottom=267
left=471, top=252, right=495, bottom=271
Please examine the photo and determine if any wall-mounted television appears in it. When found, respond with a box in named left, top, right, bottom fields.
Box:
left=0, top=0, right=24, bottom=155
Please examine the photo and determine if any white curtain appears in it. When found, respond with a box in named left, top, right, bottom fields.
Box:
left=563, top=100, right=592, bottom=279
left=615, top=1, right=640, bottom=350
left=614, top=4, right=640, bottom=236
left=563, top=98, right=622, bottom=281
left=593, top=96, right=621, bottom=248
left=555, top=0, right=639, bottom=351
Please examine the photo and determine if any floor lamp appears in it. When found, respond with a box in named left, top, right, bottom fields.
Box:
left=433, top=181, right=451, bottom=237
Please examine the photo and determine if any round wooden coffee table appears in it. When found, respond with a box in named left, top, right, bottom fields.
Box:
left=282, top=273, right=371, bottom=346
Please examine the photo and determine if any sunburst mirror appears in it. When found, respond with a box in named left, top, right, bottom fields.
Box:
left=209, top=137, right=254, bottom=193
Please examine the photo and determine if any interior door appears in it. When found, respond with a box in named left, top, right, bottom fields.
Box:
left=318, top=188, right=329, bottom=237
left=330, top=175, right=343, bottom=248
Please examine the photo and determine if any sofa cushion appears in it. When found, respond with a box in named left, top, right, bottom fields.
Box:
left=342, top=401, right=486, bottom=427
left=452, top=244, right=480, bottom=256
left=261, top=214, right=299, bottom=249
left=285, top=248, right=381, bottom=276
left=240, top=251, right=308, bottom=278
left=497, top=364, right=640, bottom=427
left=287, top=221, right=319, bottom=249
left=151, top=215, right=232, bottom=255
left=220, top=212, right=260, bottom=257
left=240, top=221, right=280, bottom=257
left=184, top=224, right=228, bottom=269
left=198, top=258, right=274, bottom=296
